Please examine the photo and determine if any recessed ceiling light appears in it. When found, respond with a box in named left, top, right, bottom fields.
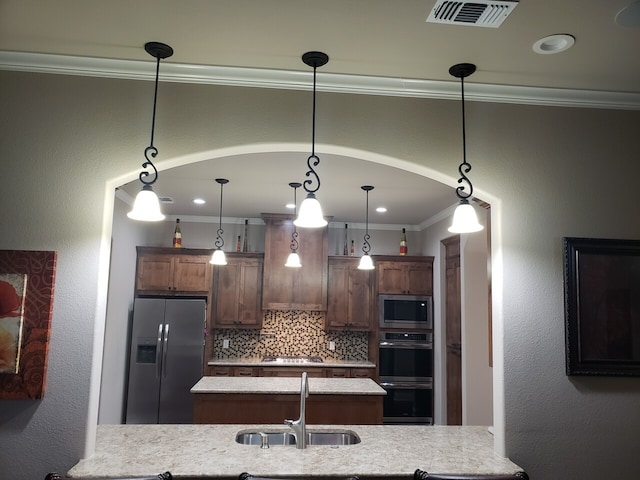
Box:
left=193, top=198, right=206, bottom=205
left=376, top=207, right=387, bottom=213
left=286, top=203, right=295, bottom=209
left=533, top=34, right=575, bottom=54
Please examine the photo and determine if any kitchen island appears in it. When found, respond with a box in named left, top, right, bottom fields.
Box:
left=191, top=376, right=386, bottom=424
left=68, top=424, right=524, bottom=479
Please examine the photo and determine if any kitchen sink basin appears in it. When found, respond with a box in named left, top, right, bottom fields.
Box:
left=235, top=429, right=360, bottom=446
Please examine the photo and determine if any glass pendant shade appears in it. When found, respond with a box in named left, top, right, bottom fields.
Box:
left=448, top=200, right=484, bottom=233
left=294, top=193, right=327, bottom=228
left=285, top=252, right=302, bottom=268
left=210, top=248, right=227, bottom=265
left=358, top=253, right=375, bottom=270
left=127, top=185, right=165, bottom=221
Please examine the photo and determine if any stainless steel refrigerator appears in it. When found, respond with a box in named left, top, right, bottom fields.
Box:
left=125, top=297, right=206, bottom=424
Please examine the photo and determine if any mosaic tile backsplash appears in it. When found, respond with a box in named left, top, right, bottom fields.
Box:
left=213, top=310, right=368, bottom=361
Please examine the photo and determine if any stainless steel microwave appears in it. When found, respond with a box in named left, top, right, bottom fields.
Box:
left=379, top=295, right=433, bottom=330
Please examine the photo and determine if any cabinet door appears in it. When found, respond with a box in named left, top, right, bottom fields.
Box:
left=406, top=261, right=433, bottom=296
left=377, top=261, right=407, bottom=294
left=173, top=255, right=212, bottom=292
left=350, top=368, right=375, bottom=379
left=136, top=254, right=175, bottom=291
left=262, top=214, right=328, bottom=310
left=327, top=257, right=372, bottom=330
left=214, top=254, right=263, bottom=328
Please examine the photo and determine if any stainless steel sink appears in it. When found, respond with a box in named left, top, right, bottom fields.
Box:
left=235, top=429, right=360, bottom=446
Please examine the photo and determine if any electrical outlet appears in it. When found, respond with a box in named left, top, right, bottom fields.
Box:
left=329, top=341, right=336, bottom=351
left=223, top=339, right=230, bottom=349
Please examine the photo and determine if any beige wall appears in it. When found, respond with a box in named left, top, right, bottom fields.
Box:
left=1, top=69, right=639, bottom=480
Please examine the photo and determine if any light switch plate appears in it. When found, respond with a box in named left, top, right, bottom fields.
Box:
left=223, top=339, right=230, bottom=349
left=329, top=341, right=336, bottom=351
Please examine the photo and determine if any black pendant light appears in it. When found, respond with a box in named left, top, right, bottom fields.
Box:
left=127, top=42, right=173, bottom=221
left=285, top=182, right=302, bottom=268
left=210, top=178, right=229, bottom=265
left=448, top=63, right=484, bottom=234
left=358, top=185, right=375, bottom=270
left=294, top=51, right=329, bottom=229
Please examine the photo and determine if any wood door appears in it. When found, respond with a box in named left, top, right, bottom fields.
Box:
left=376, top=261, right=406, bottom=294
left=443, top=236, right=462, bottom=425
left=214, top=254, right=263, bottom=328
left=173, top=254, right=212, bottom=292
left=136, top=254, right=174, bottom=291
left=348, top=261, right=372, bottom=329
left=326, top=258, right=350, bottom=328
left=236, top=256, right=263, bottom=327
left=214, top=261, right=241, bottom=326
left=406, top=261, right=433, bottom=295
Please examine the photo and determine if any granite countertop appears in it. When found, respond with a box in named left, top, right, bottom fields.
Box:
left=208, top=358, right=376, bottom=369
left=68, top=424, right=523, bottom=479
left=191, top=376, right=387, bottom=395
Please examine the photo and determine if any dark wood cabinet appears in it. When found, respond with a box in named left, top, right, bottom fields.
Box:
left=326, top=256, right=373, bottom=330
left=261, top=213, right=328, bottom=311
left=135, top=247, right=213, bottom=294
left=213, top=253, right=263, bottom=328
left=375, top=255, right=434, bottom=295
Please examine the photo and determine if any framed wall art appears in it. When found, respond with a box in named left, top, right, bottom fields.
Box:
left=0, top=250, right=57, bottom=398
left=564, top=237, right=640, bottom=376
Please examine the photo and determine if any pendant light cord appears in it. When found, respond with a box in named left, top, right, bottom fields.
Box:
left=456, top=71, right=474, bottom=201
left=215, top=180, right=226, bottom=249
left=361, top=186, right=373, bottom=255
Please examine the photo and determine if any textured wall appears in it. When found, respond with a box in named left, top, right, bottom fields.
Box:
left=1, top=69, right=640, bottom=480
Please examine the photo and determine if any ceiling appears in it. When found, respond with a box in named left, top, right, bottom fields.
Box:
left=2, top=0, right=639, bottom=225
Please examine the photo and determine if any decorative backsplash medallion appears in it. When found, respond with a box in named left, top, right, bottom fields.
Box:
left=213, top=310, right=368, bottom=361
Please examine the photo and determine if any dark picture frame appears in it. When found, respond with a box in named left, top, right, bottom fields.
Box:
left=564, top=237, right=640, bottom=376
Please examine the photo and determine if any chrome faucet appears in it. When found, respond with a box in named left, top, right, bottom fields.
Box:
left=284, top=371, right=309, bottom=449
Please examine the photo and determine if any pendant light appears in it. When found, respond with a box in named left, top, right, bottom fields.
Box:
left=127, top=42, right=173, bottom=221
left=448, top=63, right=484, bottom=234
left=285, top=182, right=302, bottom=268
left=210, top=178, right=229, bottom=265
left=294, top=51, right=329, bottom=229
left=358, top=185, right=375, bottom=270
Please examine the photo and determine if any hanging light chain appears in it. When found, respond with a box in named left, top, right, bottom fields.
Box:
left=214, top=178, right=228, bottom=249
left=289, top=182, right=301, bottom=252
left=450, top=63, right=476, bottom=202
left=301, top=52, right=328, bottom=195
left=139, top=42, right=172, bottom=187
left=361, top=185, right=374, bottom=254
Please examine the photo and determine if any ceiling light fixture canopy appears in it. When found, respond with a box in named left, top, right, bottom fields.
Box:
left=210, top=178, right=229, bottom=265
left=448, top=63, right=484, bottom=234
left=285, top=182, right=302, bottom=268
left=294, top=51, right=329, bottom=229
left=358, top=185, right=375, bottom=270
left=127, top=42, right=173, bottom=221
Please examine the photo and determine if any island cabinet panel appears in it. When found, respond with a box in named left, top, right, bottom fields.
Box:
left=326, top=256, right=373, bottom=330
left=193, top=394, right=382, bottom=424
left=261, top=213, right=328, bottom=311
left=375, top=255, right=434, bottom=295
left=135, top=247, right=213, bottom=294
left=213, top=253, right=264, bottom=328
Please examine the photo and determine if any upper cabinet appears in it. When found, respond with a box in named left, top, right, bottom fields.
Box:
left=135, top=247, right=213, bottom=294
left=326, top=256, right=373, bottom=330
left=261, top=213, right=328, bottom=311
left=213, top=253, right=264, bottom=328
left=375, top=255, right=434, bottom=296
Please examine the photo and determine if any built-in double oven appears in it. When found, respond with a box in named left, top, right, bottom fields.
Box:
left=379, top=328, right=433, bottom=424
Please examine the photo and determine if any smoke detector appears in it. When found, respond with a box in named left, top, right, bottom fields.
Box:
left=426, top=0, right=519, bottom=28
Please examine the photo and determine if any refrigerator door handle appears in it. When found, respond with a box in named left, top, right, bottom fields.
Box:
left=162, top=323, right=170, bottom=378
left=156, top=323, right=163, bottom=378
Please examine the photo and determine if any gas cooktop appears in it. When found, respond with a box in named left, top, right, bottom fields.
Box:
left=261, top=355, right=323, bottom=364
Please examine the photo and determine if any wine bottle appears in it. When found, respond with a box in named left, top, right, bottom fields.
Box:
left=350, top=239, right=355, bottom=256
left=343, top=224, right=349, bottom=255
left=172, top=219, right=182, bottom=248
left=242, top=219, right=249, bottom=252
left=400, top=228, right=407, bottom=256
left=236, top=235, right=241, bottom=252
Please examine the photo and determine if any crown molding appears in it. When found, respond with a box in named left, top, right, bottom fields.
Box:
left=2, top=51, right=639, bottom=110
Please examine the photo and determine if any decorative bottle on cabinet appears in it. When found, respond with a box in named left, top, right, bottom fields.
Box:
left=343, top=224, right=349, bottom=255
left=242, top=219, right=249, bottom=252
left=236, top=235, right=242, bottom=252
left=350, top=239, right=355, bottom=256
left=400, top=228, right=407, bottom=256
left=172, top=219, right=182, bottom=248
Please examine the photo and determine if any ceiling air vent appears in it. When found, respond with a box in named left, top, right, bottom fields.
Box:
left=426, top=0, right=518, bottom=28
left=159, top=196, right=174, bottom=204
